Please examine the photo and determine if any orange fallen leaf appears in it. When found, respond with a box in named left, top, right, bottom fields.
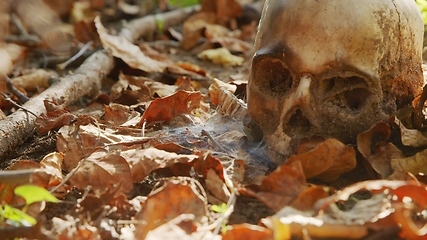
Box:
left=240, top=161, right=307, bottom=212
left=39, top=152, right=64, bottom=187
left=69, top=148, right=134, bottom=193
left=35, top=101, right=76, bottom=135
left=134, top=178, right=207, bottom=239
left=94, top=16, right=166, bottom=72
left=222, top=224, right=273, bottom=240
left=357, top=121, right=404, bottom=178
left=286, top=138, right=356, bottom=182
left=209, top=78, right=237, bottom=106
left=120, top=147, right=199, bottom=182
left=138, top=90, right=205, bottom=126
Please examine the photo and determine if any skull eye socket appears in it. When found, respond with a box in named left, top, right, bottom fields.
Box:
left=322, top=76, right=372, bottom=110
left=252, top=57, right=292, bottom=97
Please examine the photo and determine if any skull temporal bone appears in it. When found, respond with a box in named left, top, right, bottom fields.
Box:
left=247, top=0, right=424, bottom=164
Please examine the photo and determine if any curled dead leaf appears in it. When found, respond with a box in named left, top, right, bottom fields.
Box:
left=120, top=147, right=198, bottom=183
left=197, top=48, right=244, bottom=66
left=94, top=16, right=166, bottom=72
left=240, top=161, right=307, bottom=212
left=286, top=138, right=356, bottom=182
left=135, top=178, right=207, bottom=239
left=138, top=90, right=207, bottom=126
left=69, top=148, right=134, bottom=193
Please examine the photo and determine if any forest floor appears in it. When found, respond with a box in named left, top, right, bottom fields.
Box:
left=1, top=0, right=427, bottom=239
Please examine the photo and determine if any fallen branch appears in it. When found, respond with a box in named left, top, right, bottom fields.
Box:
left=0, top=5, right=200, bottom=161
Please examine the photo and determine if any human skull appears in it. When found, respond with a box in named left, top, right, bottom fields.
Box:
left=247, top=0, right=424, bottom=164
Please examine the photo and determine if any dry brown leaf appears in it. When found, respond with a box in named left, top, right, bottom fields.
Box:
left=240, top=161, right=307, bottom=212
left=206, top=168, right=231, bottom=203
left=200, top=0, right=243, bottom=20
left=390, top=149, right=427, bottom=178
left=11, top=69, right=56, bottom=91
left=35, top=101, right=76, bottom=135
left=211, top=37, right=254, bottom=53
left=94, top=16, right=166, bottom=72
left=204, top=24, right=231, bottom=39
left=261, top=207, right=368, bottom=239
left=57, top=119, right=147, bottom=171
left=357, top=121, right=403, bottom=178
left=39, top=152, right=64, bottom=187
left=180, top=12, right=217, bottom=50
left=104, top=103, right=140, bottom=126
left=69, top=148, right=134, bottom=193
left=175, top=62, right=208, bottom=76
left=145, top=214, right=198, bottom=240
left=316, top=180, right=427, bottom=239
left=222, top=224, right=273, bottom=240
left=209, top=78, right=237, bottom=105
left=290, top=185, right=332, bottom=211
left=0, top=43, right=25, bottom=75
left=286, top=138, right=356, bottom=182
left=138, top=90, right=206, bottom=126
left=391, top=116, right=427, bottom=148
left=197, top=47, right=244, bottom=66
left=120, top=147, right=198, bottom=183
left=135, top=178, right=207, bottom=239
left=15, top=0, right=73, bottom=56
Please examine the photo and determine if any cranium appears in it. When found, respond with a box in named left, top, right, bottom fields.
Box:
left=247, top=0, right=424, bottom=164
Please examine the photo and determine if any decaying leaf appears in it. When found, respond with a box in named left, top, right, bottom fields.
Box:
left=197, top=48, right=244, bottom=66
left=390, top=149, right=427, bottom=178
left=222, top=224, right=273, bottom=240
left=286, top=138, right=356, bottom=182
left=39, top=152, right=64, bottom=187
left=138, top=90, right=208, bottom=126
left=0, top=43, right=25, bottom=75
left=240, top=161, right=308, bottom=212
left=11, top=69, right=56, bottom=91
left=391, top=116, right=427, bottom=148
left=57, top=117, right=147, bottom=171
left=94, top=16, right=166, bottom=72
left=120, top=147, right=198, bottom=182
left=200, top=0, right=243, bottom=20
left=69, top=148, right=134, bottom=193
left=357, top=121, right=404, bottom=178
left=209, top=78, right=237, bottom=106
left=134, top=178, right=208, bottom=239
left=35, top=100, right=76, bottom=135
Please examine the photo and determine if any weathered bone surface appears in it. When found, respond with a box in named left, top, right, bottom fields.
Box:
left=247, top=0, right=424, bottom=164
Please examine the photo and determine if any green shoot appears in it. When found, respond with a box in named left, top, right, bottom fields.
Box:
left=211, top=203, right=228, bottom=234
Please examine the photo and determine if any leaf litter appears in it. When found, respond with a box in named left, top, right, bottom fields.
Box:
left=1, top=0, right=427, bottom=239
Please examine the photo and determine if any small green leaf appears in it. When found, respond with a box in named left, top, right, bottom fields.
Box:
left=14, top=185, right=58, bottom=205
left=168, top=0, right=199, bottom=8
left=211, top=203, right=227, bottom=213
left=1, top=204, right=37, bottom=226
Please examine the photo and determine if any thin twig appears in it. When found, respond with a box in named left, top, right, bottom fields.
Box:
left=0, top=92, right=36, bottom=117
left=2, top=73, right=29, bottom=103
left=57, top=41, right=94, bottom=70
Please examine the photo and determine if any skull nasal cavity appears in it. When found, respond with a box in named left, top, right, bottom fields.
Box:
left=287, top=109, right=311, bottom=136
left=255, top=59, right=292, bottom=97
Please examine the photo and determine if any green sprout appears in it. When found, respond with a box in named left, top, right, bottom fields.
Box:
left=0, top=185, right=58, bottom=227
left=211, top=203, right=228, bottom=234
